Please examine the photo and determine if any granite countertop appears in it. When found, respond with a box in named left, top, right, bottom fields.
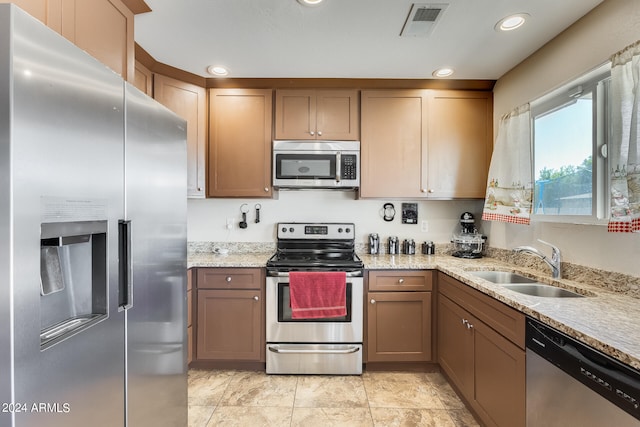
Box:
left=188, top=251, right=273, bottom=268
left=188, top=250, right=640, bottom=370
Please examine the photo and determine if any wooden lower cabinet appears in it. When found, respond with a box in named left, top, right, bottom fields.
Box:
left=194, top=268, right=264, bottom=362
left=437, top=273, right=525, bottom=427
left=197, top=289, right=263, bottom=360
left=367, top=291, right=432, bottom=362
left=438, top=295, right=474, bottom=396
left=366, top=270, right=433, bottom=362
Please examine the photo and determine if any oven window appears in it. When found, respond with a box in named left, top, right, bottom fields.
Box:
left=277, top=282, right=352, bottom=322
left=276, top=154, right=336, bottom=179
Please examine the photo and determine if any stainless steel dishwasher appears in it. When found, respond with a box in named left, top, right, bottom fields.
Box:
left=526, top=317, right=640, bottom=426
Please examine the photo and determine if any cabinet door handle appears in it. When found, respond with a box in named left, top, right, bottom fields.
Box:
left=264, top=187, right=269, bottom=192
left=462, top=319, right=468, bottom=326
left=226, top=276, right=232, bottom=282
left=466, top=322, right=474, bottom=330
left=253, top=296, right=259, bottom=301
left=398, top=278, right=404, bottom=284
left=317, top=130, right=322, bottom=136
left=370, top=299, right=376, bottom=304
left=310, top=130, right=315, bottom=136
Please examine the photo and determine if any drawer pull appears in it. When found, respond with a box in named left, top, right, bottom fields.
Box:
left=398, top=278, right=404, bottom=284
left=226, top=276, right=232, bottom=282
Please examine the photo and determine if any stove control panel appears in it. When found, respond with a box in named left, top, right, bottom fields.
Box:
left=277, top=223, right=355, bottom=240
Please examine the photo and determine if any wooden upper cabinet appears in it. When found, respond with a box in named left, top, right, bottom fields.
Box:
left=134, top=60, right=153, bottom=96
left=274, top=89, right=359, bottom=140
left=426, top=91, right=493, bottom=198
left=208, top=89, right=273, bottom=198
left=360, top=89, right=492, bottom=199
left=71, top=0, right=134, bottom=81
left=360, top=90, right=427, bottom=198
left=4, top=0, right=135, bottom=81
left=154, top=74, right=207, bottom=198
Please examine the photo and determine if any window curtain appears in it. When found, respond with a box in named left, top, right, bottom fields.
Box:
left=482, top=104, right=533, bottom=225
left=608, top=41, right=640, bottom=233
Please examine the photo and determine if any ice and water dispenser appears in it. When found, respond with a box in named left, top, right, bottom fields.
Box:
left=39, top=220, right=108, bottom=349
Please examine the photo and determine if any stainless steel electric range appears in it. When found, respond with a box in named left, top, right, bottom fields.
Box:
left=265, top=222, right=364, bottom=375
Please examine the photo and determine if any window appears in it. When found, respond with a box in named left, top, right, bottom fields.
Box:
left=531, top=64, right=610, bottom=223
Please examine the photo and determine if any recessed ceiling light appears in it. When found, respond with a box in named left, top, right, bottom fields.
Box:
left=207, top=65, right=229, bottom=76
left=495, top=13, right=529, bottom=32
left=432, top=67, right=454, bottom=78
left=297, top=0, right=323, bottom=7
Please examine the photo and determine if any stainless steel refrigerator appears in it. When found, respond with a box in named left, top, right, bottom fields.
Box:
left=0, top=5, right=188, bottom=426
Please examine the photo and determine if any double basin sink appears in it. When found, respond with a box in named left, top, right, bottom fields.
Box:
left=469, top=271, right=585, bottom=298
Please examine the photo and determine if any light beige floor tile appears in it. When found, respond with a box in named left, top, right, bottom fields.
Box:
left=370, top=408, right=457, bottom=427
left=188, top=405, right=215, bottom=427
left=291, top=407, right=374, bottom=427
left=447, top=409, right=481, bottom=427
left=188, top=370, right=235, bottom=406
left=294, top=375, right=369, bottom=408
left=220, top=371, right=298, bottom=407
left=424, top=372, right=467, bottom=409
left=363, top=371, right=444, bottom=409
left=205, top=406, right=292, bottom=426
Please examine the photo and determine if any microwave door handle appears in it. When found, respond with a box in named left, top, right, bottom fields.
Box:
left=335, top=152, right=341, bottom=182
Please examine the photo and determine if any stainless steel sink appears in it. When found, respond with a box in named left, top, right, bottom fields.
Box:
left=470, top=271, right=538, bottom=284
left=503, top=284, right=584, bottom=298
left=469, top=270, right=586, bottom=298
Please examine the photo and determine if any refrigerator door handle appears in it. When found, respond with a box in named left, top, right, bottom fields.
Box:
left=118, top=219, right=133, bottom=310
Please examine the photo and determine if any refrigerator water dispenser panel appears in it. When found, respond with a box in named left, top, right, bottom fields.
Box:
left=39, top=220, right=108, bottom=349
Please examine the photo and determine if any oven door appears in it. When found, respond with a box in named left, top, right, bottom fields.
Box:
left=266, top=274, right=363, bottom=343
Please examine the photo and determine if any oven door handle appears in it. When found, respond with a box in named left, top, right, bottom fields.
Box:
left=267, top=271, right=363, bottom=278
left=267, top=345, right=361, bottom=355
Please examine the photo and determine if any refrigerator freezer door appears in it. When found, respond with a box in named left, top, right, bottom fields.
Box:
left=6, top=6, right=125, bottom=427
left=124, top=83, right=188, bottom=426
left=0, top=7, right=11, bottom=427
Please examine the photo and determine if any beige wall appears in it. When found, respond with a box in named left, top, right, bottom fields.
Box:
left=487, top=0, right=640, bottom=276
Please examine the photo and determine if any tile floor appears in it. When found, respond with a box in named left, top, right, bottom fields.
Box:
left=188, top=369, right=481, bottom=426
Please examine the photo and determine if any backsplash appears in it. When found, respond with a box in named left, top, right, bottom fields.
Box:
left=188, top=241, right=275, bottom=254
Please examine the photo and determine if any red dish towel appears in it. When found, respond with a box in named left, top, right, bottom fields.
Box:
left=289, top=272, right=347, bottom=319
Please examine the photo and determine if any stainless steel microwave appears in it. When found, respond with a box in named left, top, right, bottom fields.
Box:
left=272, top=140, right=360, bottom=189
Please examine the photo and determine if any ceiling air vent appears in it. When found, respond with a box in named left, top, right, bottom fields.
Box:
left=400, top=3, right=448, bottom=37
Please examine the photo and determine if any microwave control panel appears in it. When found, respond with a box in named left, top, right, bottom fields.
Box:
left=341, top=155, right=357, bottom=179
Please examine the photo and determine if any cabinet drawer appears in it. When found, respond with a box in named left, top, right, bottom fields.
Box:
left=196, top=268, right=263, bottom=290
left=438, top=273, right=525, bottom=349
left=368, top=270, right=433, bottom=291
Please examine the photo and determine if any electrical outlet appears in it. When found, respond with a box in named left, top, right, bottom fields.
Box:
left=421, top=220, right=429, bottom=232
left=226, top=218, right=234, bottom=230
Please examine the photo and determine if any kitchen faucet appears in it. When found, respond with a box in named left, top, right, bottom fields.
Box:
left=512, top=239, right=562, bottom=279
